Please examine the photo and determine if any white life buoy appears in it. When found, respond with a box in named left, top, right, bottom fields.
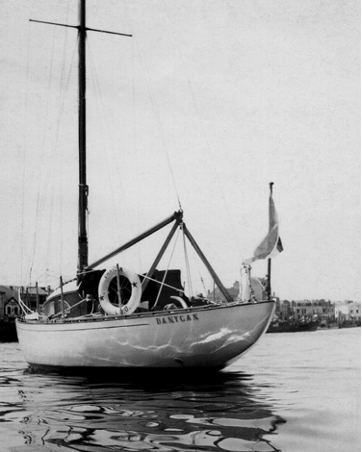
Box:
left=98, top=266, right=142, bottom=316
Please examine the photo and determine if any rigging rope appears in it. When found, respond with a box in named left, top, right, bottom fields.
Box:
left=160, top=0, right=243, bottom=261
left=200, top=274, right=207, bottom=294
left=153, top=225, right=181, bottom=308
left=27, top=3, right=75, bottom=286
left=87, top=41, right=138, bottom=263
left=21, top=19, right=32, bottom=285
left=131, top=33, right=182, bottom=210
left=28, top=23, right=58, bottom=284
left=181, top=223, right=193, bottom=296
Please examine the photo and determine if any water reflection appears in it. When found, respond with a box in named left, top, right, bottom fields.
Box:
left=1, top=366, right=285, bottom=452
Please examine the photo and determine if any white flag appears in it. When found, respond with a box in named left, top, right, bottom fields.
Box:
left=243, top=192, right=283, bottom=264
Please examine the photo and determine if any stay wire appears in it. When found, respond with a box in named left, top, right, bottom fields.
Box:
left=154, top=225, right=181, bottom=307
left=182, top=224, right=193, bottom=296
left=21, top=19, right=32, bottom=284
left=87, top=40, right=136, bottom=260
left=28, top=23, right=58, bottom=284
left=27, top=3, right=75, bottom=285
left=160, top=0, right=242, bottom=259
left=131, top=33, right=183, bottom=210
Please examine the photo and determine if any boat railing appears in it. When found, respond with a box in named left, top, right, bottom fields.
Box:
left=47, top=295, right=93, bottom=320
left=18, top=288, right=36, bottom=317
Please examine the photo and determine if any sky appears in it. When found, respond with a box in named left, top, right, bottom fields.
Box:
left=0, top=0, right=360, bottom=302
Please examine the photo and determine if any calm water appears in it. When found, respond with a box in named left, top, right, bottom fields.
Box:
left=0, top=328, right=360, bottom=452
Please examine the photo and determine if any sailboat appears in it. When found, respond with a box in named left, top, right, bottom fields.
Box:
left=16, top=0, right=280, bottom=371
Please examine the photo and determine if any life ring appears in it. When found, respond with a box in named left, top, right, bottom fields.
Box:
left=98, top=266, right=142, bottom=316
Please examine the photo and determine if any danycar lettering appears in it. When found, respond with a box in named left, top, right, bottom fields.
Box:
left=156, top=313, right=199, bottom=325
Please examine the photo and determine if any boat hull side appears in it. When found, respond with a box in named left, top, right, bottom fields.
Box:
left=16, top=301, right=275, bottom=369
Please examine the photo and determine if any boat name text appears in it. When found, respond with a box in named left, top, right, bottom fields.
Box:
left=156, top=313, right=199, bottom=325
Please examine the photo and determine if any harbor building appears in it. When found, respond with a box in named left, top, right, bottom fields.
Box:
left=0, top=285, right=48, bottom=320
left=335, top=300, right=361, bottom=323
left=208, top=282, right=338, bottom=325
left=274, top=299, right=335, bottom=323
left=0, top=286, right=21, bottom=320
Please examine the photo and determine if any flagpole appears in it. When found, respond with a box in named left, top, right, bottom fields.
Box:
left=267, top=182, right=274, bottom=300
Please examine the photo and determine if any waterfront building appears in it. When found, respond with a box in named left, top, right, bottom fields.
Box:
left=0, top=285, right=50, bottom=342
left=279, top=299, right=291, bottom=319
left=272, top=299, right=335, bottom=323
left=196, top=281, right=359, bottom=326
left=0, top=286, right=21, bottom=320
left=334, top=300, right=361, bottom=323
left=0, top=285, right=48, bottom=320
left=295, top=300, right=335, bottom=322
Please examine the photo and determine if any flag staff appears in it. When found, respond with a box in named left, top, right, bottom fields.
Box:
left=267, top=182, right=274, bottom=299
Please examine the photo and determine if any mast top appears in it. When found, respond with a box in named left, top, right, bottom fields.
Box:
left=30, top=1, right=132, bottom=276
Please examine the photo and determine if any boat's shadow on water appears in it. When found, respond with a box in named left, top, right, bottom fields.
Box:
left=25, top=365, right=254, bottom=389
left=21, top=366, right=285, bottom=451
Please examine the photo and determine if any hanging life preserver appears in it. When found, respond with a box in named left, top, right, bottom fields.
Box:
left=98, top=266, right=142, bottom=316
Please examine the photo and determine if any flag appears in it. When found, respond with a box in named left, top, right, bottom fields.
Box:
left=243, top=191, right=283, bottom=264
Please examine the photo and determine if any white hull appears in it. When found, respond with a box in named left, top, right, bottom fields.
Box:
left=16, top=301, right=275, bottom=370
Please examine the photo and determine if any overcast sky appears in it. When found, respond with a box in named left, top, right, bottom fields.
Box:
left=1, top=0, right=360, bottom=301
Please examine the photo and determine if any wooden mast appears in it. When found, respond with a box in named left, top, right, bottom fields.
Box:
left=76, top=0, right=132, bottom=277
left=78, top=0, right=88, bottom=275
left=30, top=0, right=132, bottom=280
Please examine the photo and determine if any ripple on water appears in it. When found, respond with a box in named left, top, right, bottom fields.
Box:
left=1, top=329, right=360, bottom=451
left=0, top=363, right=285, bottom=451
